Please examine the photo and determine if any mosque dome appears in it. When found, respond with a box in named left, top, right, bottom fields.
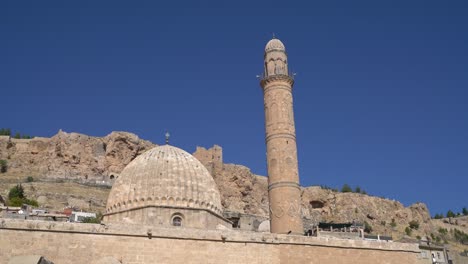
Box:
left=265, top=38, right=285, bottom=52
left=105, top=144, right=223, bottom=217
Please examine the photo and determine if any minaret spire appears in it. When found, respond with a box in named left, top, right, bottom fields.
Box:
left=260, top=38, right=303, bottom=235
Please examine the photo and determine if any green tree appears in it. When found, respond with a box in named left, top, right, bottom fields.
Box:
left=354, top=186, right=361, bottom=193
left=8, top=184, right=25, bottom=200
left=0, top=128, right=11, bottom=136
left=341, top=184, right=352, bottom=193
left=26, top=176, right=34, bottom=183
left=0, top=159, right=7, bottom=173
left=13, top=132, right=21, bottom=139
left=390, top=218, right=397, bottom=228
left=434, top=213, right=443, bottom=219
left=463, top=207, right=468, bottom=216
left=447, top=210, right=456, bottom=218
left=7, top=184, right=38, bottom=207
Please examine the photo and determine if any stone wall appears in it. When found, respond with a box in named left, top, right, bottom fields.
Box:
left=103, top=206, right=231, bottom=230
left=0, top=219, right=424, bottom=264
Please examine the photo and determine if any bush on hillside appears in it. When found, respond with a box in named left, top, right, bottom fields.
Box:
left=405, top=226, right=412, bottom=236
left=408, top=220, right=419, bottom=230
left=0, top=160, right=7, bottom=173
left=364, top=221, right=373, bottom=233
left=341, top=184, right=352, bottom=193
left=447, top=210, right=456, bottom=218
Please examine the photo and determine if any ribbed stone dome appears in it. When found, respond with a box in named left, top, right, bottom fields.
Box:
left=105, top=145, right=223, bottom=216
left=265, top=38, right=285, bottom=52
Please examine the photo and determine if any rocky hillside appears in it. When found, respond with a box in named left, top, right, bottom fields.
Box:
left=0, top=130, right=155, bottom=184
left=1, top=131, right=467, bottom=253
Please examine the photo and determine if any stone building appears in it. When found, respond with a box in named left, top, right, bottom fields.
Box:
left=0, top=38, right=429, bottom=264
left=103, top=144, right=231, bottom=229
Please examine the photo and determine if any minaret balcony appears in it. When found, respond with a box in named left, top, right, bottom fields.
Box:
left=260, top=72, right=295, bottom=87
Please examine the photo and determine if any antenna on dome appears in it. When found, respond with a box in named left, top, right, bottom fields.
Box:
left=272, top=32, right=276, bottom=39
left=165, top=132, right=170, bottom=145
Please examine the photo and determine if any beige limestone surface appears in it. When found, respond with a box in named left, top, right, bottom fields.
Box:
left=0, top=219, right=422, bottom=264
left=261, top=38, right=303, bottom=234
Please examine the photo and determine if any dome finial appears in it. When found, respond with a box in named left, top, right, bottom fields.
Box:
left=165, top=131, right=170, bottom=145
left=272, top=32, right=276, bottom=39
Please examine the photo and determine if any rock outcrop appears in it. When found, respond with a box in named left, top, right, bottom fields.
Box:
left=0, top=131, right=155, bottom=184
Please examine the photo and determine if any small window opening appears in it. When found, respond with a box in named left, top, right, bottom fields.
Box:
left=172, top=216, right=182, bottom=227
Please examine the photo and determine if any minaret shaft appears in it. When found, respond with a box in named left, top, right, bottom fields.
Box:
left=261, top=39, right=303, bottom=235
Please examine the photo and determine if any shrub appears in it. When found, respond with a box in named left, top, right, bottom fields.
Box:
left=0, top=128, right=11, bottom=136
left=7, top=197, right=38, bottom=207
left=416, top=235, right=421, bottom=240
left=8, top=184, right=25, bottom=200
left=438, top=228, right=448, bottom=236
left=463, top=207, right=468, bottom=216
left=354, top=186, right=361, bottom=193
left=24, top=198, right=39, bottom=207
left=8, top=197, right=24, bottom=207
left=405, top=226, right=412, bottom=236
left=380, top=221, right=386, bottom=226
left=434, top=213, right=443, bottom=219
left=341, top=184, right=352, bottom=193
left=320, top=185, right=338, bottom=192
left=13, top=132, right=20, bottom=139
left=26, top=176, right=34, bottom=183
left=82, top=217, right=100, bottom=223
left=81, top=212, right=102, bottom=224
left=364, top=221, right=373, bottom=233
left=390, top=218, right=397, bottom=228
left=0, top=160, right=7, bottom=173
left=453, top=229, right=468, bottom=244
left=408, top=220, right=419, bottom=230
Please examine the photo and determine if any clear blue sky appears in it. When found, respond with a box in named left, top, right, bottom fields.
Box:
left=1, top=0, right=467, bottom=216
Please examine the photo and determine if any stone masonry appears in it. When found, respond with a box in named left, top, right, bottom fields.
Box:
left=0, top=219, right=423, bottom=264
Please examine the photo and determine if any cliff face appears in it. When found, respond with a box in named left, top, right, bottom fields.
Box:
left=0, top=130, right=155, bottom=183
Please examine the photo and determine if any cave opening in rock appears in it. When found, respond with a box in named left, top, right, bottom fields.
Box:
left=310, top=200, right=325, bottom=209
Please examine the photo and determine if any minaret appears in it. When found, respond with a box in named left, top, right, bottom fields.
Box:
left=260, top=37, right=303, bottom=235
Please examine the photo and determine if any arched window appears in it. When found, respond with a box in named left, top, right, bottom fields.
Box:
left=172, top=216, right=182, bottom=227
